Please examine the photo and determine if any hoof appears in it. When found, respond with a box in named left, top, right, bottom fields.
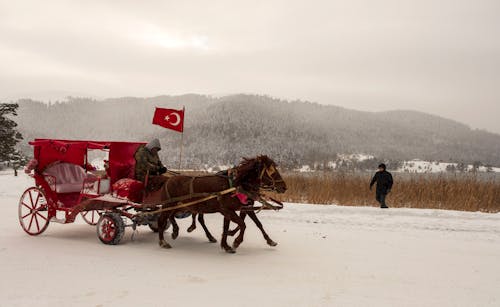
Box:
left=159, top=240, right=172, bottom=249
left=233, top=241, right=241, bottom=249
left=225, top=248, right=236, bottom=254
left=187, top=226, right=196, bottom=233
left=171, top=232, right=179, bottom=240
left=208, top=237, right=217, bottom=243
left=267, top=240, right=278, bottom=247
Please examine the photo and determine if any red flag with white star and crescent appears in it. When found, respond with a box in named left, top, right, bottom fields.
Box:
left=152, top=107, right=184, bottom=132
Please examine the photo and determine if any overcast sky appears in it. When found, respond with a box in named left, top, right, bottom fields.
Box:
left=1, top=0, right=499, bottom=133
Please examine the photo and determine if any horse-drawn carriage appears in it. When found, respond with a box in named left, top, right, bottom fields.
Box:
left=19, top=138, right=286, bottom=252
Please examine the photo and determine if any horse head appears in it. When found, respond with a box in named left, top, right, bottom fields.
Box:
left=234, top=155, right=287, bottom=194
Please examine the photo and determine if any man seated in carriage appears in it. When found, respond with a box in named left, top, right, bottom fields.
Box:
left=134, top=138, right=167, bottom=183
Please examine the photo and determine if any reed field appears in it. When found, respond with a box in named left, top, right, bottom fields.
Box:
left=272, top=172, right=500, bottom=213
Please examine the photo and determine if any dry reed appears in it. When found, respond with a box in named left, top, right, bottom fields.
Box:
left=270, top=172, right=500, bottom=213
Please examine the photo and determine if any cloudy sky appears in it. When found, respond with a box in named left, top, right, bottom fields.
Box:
left=1, top=0, right=499, bottom=133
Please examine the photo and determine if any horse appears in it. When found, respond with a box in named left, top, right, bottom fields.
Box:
left=156, top=155, right=286, bottom=253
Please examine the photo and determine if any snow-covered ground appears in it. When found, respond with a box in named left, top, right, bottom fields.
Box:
left=1, top=171, right=500, bottom=306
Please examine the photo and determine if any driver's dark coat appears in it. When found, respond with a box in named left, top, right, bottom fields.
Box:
left=134, top=145, right=164, bottom=182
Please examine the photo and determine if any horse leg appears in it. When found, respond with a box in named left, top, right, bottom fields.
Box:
left=227, top=211, right=247, bottom=236
left=220, top=216, right=235, bottom=253
left=224, top=210, right=246, bottom=249
left=171, top=214, right=180, bottom=240
left=247, top=211, right=277, bottom=246
left=198, top=214, right=217, bottom=243
left=187, top=213, right=197, bottom=233
left=157, top=212, right=172, bottom=248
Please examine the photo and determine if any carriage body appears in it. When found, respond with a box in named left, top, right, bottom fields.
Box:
left=19, top=139, right=285, bottom=248
left=18, top=138, right=156, bottom=242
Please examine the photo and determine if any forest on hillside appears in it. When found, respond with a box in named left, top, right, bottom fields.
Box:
left=11, top=94, right=500, bottom=169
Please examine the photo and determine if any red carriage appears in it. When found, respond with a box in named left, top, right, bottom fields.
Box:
left=19, top=139, right=166, bottom=244
left=20, top=138, right=285, bottom=251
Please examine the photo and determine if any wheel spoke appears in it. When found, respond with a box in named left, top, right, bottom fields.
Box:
left=28, top=213, right=35, bottom=231
left=35, top=211, right=48, bottom=221
left=22, top=212, right=31, bottom=219
left=82, top=210, right=102, bottom=225
left=34, top=214, right=40, bottom=232
left=22, top=202, right=31, bottom=211
left=28, top=190, right=34, bottom=208
left=34, top=192, right=41, bottom=208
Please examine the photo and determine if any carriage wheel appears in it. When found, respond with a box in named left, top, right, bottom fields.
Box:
left=18, top=187, right=50, bottom=235
left=96, top=213, right=125, bottom=245
left=81, top=210, right=103, bottom=225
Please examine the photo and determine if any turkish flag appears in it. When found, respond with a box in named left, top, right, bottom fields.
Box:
left=152, top=107, right=184, bottom=132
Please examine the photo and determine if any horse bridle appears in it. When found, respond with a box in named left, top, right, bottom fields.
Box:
left=258, top=163, right=284, bottom=191
left=225, top=161, right=284, bottom=193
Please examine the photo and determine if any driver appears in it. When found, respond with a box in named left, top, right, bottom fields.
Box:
left=134, top=138, right=167, bottom=182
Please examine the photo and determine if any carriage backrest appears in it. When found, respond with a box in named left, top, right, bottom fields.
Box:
left=42, top=162, right=93, bottom=193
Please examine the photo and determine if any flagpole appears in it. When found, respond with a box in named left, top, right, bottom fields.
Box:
left=178, top=106, right=185, bottom=170
left=178, top=131, right=184, bottom=170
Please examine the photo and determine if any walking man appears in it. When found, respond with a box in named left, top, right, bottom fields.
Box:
left=369, top=163, right=393, bottom=209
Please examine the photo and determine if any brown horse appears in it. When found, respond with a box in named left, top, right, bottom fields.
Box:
left=157, top=155, right=286, bottom=253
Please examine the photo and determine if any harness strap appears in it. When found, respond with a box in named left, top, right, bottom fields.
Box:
left=189, top=177, right=195, bottom=195
left=139, top=187, right=237, bottom=216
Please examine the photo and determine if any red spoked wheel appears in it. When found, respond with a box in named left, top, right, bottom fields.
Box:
left=96, top=213, right=125, bottom=245
left=81, top=210, right=103, bottom=225
left=18, top=187, right=50, bottom=235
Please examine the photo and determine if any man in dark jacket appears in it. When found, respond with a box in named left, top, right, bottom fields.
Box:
left=134, top=138, right=167, bottom=182
left=369, top=163, right=393, bottom=209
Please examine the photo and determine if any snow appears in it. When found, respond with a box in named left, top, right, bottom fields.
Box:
left=337, top=153, right=375, bottom=162
left=398, top=159, right=500, bottom=173
left=1, top=171, right=500, bottom=306
left=293, top=156, right=500, bottom=173
left=297, top=165, right=313, bottom=172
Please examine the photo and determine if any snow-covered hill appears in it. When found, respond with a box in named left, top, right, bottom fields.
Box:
left=1, top=171, right=500, bottom=306
left=14, top=95, right=500, bottom=168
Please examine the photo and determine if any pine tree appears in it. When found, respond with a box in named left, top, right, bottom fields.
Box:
left=0, top=103, right=24, bottom=174
left=10, top=150, right=28, bottom=176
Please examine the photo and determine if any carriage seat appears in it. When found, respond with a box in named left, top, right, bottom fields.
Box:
left=43, top=162, right=96, bottom=193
